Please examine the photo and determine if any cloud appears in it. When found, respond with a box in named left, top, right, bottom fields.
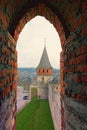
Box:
left=17, top=16, right=62, bottom=69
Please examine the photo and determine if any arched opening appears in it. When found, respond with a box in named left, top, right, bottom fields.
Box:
left=16, top=16, right=62, bottom=129
left=0, top=1, right=87, bottom=130
left=0, top=2, right=69, bottom=129
left=16, top=16, right=61, bottom=69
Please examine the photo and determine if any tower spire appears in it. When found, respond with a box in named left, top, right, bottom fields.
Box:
left=36, top=39, right=52, bottom=69
left=44, top=38, right=46, bottom=48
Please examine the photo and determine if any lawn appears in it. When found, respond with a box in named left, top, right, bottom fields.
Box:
left=17, top=96, right=54, bottom=130
left=31, top=87, right=37, bottom=98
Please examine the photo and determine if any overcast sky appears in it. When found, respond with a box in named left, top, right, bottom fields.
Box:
left=16, top=16, right=62, bottom=69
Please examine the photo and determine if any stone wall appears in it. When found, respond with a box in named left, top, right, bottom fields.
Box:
left=64, top=96, right=87, bottom=130
left=0, top=90, right=16, bottom=130
left=38, top=82, right=48, bottom=99
left=37, top=75, right=52, bottom=83
left=48, top=84, right=87, bottom=130
left=0, top=31, right=17, bottom=130
left=48, top=85, right=62, bottom=130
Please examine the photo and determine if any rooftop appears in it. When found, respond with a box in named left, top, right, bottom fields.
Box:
left=36, top=45, right=53, bottom=69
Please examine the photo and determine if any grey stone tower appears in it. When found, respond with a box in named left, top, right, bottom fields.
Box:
left=36, top=45, right=53, bottom=99
left=36, top=45, right=53, bottom=83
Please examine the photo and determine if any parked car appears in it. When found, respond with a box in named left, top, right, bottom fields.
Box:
left=23, top=96, right=28, bottom=100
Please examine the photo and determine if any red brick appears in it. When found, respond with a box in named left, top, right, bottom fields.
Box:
left=13, top=68, right=17, bottom=74
left=0, top=56, right=5, bottom=63
left=19, top=18, right=25, bottom=31
left=6, top=13, right=10, bottom=25
left=25, top=12, right=31, bottom=22
left=0, top=33, right=7, bottom=43
left=70, top=74, right=87, bottom=84
left=0, top=69, right=12, bottom=77
left=12, top=82, right=17, bottom=90
left=61, top=81, right=67, bottom=88
left=69, top=16, right=76, bottom=25
left=67, top=52, right=76, bottom=59
left=60, top=74, right=65, bottom=81
left=81, top=95, right=87, bottom=102
left=7, top=2, right=14, bottom=16
left=81, top=26, right=87, bottom=35
left=63, top=67, right=74, bottom=74
left=69, top=55, right=86, bottom=65
left=81, top=75, right=87, bottom=83
left=46, top=9, right=51, bottom=21
left=78, top=45, right=87, bottom=55
left=70, top=74, right=81, bottom=82
left=0, top=79, right=6, bottom=88
left=66, top=3, right=77, bottom=20
left=58, top=24, right=64, bottom=33
left=16, top=25, right=21, bottom=33
left=31, top=8, right=35, bottom=18
left=59, top=33, right=66, bottom=47
left=38, top=3, right=45, bottom=16
left=73, top=14, right=87, bottom=29
left=2, top=45, right=10, bottom=55
left=82, top=1, right=87, bottom=12
left=65, top=33, right=76, bottom=45
left=76, top=65, right=87, bottom=72
left=60, top=68, right=64, bottom=74
left=76, top=94, right=82, bottom=101
left=38, top=3, right=43, bottom=15
left=3, top=86, right=10, bottom=97
left=60, top=61, right=65, bottom=68
left=71, top=93, right=76, bottom=98
left=0, top=1, right=5, bottom=9
left=54, top=14, right=57, bottom=21
left=0, top=10, right=8, bottom=29
left=14, top=30, right=19, bottom=41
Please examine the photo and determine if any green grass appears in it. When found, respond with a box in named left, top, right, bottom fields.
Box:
left=17, top=97, right=54, bottom=130
left=31, top=88, right=37, bottom=98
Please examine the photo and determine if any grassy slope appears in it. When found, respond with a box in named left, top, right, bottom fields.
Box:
left=17, top=97, right=54, bottom=130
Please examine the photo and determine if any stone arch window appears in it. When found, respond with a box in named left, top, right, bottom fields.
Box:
left=43, top=69, right=44, bottom=73
left=47, top=69, right=48, bottom=73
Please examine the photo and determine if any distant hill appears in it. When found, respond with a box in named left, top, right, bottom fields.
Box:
left=53, top=69, right=60, bottom=73
left=18, top=68, right=36, bottom=73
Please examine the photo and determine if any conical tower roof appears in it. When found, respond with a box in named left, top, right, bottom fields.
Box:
left=37, top=45, right=52, bottom=69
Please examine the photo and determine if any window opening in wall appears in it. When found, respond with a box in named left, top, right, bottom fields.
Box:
left=16, top=15, right=61, bottom=130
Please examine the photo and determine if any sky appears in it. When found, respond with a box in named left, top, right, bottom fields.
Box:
left=16, top=16, right=62, bottom=69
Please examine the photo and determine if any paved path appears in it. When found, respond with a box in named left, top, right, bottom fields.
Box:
left=17, top=86, right=30, bottom=113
